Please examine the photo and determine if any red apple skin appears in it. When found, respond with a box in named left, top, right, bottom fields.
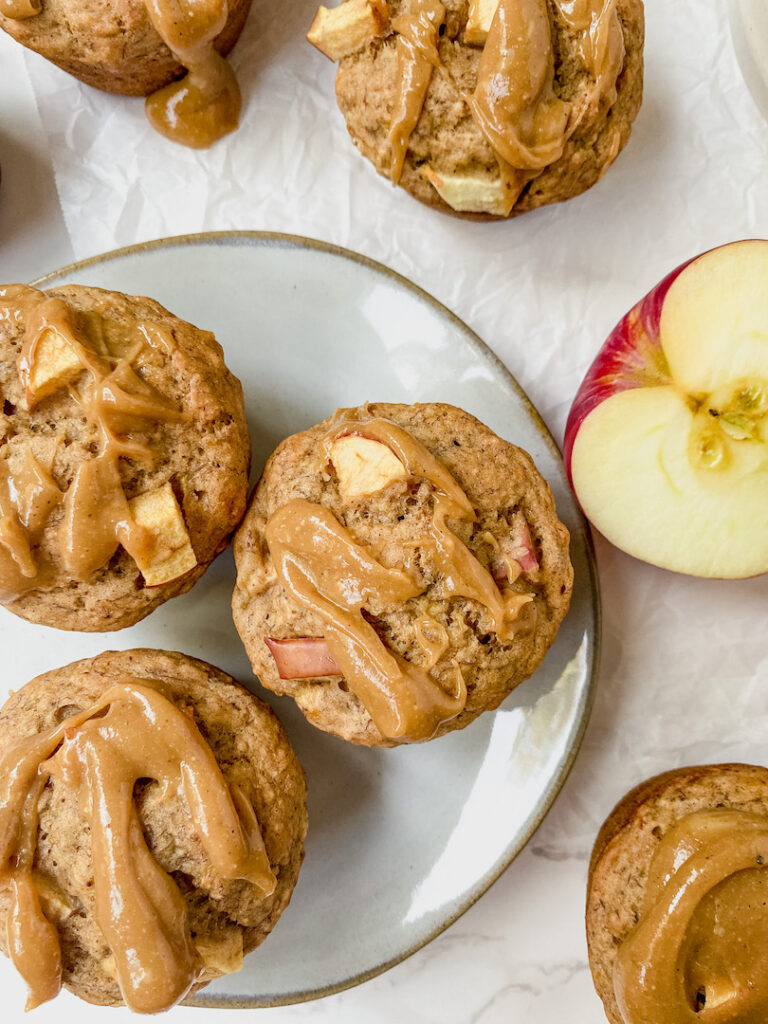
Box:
left=563, top=257, right=695, bottom=485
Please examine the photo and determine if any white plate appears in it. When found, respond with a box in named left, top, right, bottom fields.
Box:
left=12, top=232, right=600, bottom=1007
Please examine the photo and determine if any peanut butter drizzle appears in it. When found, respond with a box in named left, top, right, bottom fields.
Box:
left=0, top=285, right=184, bottom=598
left=388, top=0, right=445, bottom=183
left=613, top=809, right=768, bottom=1024
left=144, top=0, right=241, bottom=148
left=554, top=0, right=624, bottom=103
left=325, top=414, right=533, bottom=640
left=266, top=498, right=466, bottom=741
left=467, top=0, right=569, bottom=170
left=0, top=680, right=275, bottom=1013
left=0, top=0, right=40, bottom=16
left=413, top=615, right=449, bottom=668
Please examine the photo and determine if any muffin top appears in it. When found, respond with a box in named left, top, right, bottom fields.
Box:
left=233, top=402, right=572, bottom=746
left=587, top=765, right=768, bottom=1024
left=310, top=0, right=644, bottom=217
left=0, top=283, right=249, bottom=631
left=0, top=648, right=308, bottom=1011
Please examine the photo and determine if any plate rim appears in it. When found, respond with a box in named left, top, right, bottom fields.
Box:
left=32, top=229, right=601, bottom=1010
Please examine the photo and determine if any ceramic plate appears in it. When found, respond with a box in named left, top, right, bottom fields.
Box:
left=13, top=232, right=599, bottom=1007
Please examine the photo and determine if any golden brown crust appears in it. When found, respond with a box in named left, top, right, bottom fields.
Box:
left=233, top=402, right=573, bottom=747
left=0, top=0, right=252, bottom=96
left=0, top=648, right=308, bottom=1008
left=586, top=763, right=768, bottom=1024
left=0, top=284, right=250, bottom=631
left=335, top=0, right=644, bottom=220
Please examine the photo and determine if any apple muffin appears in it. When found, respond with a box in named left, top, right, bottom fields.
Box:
left=0, top=648, right=308, bottom=1011
left=587, top=764, right=768, bottom=1024
left=308, top=0, right=644, bottom=218
left=0, top=0, right=252, bottom=146
left=232, top=402, right=573, bottom=747
left=0, top=283, right=249, bottom=631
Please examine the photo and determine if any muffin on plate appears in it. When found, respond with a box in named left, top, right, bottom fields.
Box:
left=308, top=0, right=644, bottom=218
left=0, top=0, right=252, bottom=146
left=586, top=764, right=768, bottom=1024
left=0, top=282, right=249, bottom=631
left=0, top=648, right=308, bottom=1012
left=233, top=402, right=573, bottom=747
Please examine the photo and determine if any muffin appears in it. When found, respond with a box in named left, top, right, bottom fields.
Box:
left=0, top=282, right=249, bottom=631
left=586, top=764, right=768, bottom=1024
left=233, top=402, right=573, bottom=747
left=0, top=0, right=252, bottom=146
left=0, top=648, right=308, bottom=1012
left=308, top=0, right=644, bottom=217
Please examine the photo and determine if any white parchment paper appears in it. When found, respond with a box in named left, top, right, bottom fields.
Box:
left=3, top=1, right=768, bottom=1021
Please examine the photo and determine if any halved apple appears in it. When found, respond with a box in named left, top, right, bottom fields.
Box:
left=329, top=434, right=409, bottom=500
left=564, top=240, right=768, bottom=578
left=127, top=483, right=197, bottom=586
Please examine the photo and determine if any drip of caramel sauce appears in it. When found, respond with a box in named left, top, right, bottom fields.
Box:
left=613, top=809, right=768, bottom=1024
left=388, top=0, right=445, bottom=183
left=144, top=0, right=241, bottom=148
left=467, top=0, right=570, bottom=170
left=264, top=410, right=532, bottom=742
left=0, top=680, right=275, bottom=1013
left=0, top=285, right=185, bottom=600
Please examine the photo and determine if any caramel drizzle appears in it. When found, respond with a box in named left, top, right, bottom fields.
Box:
left=388, top=0, right=445, bottom=183
left=0, top=680, right=275, bottom=1013
left=265, top=412, right=532, bottom=742
left=2, top=1, right=240, bottom=149
left=614, top=810, right=768, bottom=1024
left=0, top=285, right=184, bottom=600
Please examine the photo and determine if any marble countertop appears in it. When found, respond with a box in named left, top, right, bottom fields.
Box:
left=1, top=1, right=767, bottom=1020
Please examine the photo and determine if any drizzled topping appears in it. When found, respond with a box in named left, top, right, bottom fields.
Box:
left=0, top=680, right=275, bottom=1013
left=2, top=1, right=241, bottom=148
left=0, top=285, right=195, bottom=601
left=613, top=809, right=768, bottom=1024
left=388, top=0, right=445, bottom=183
left=263, top=410, right=534, bottom=742
left=309, top=0, right=626, bottom=210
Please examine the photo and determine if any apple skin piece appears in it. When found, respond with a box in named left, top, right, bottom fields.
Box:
left=564, top=240, right=768, bottom=579
left=329, top=434, right=409, bottom=500
left=127, top=482, right=198, bottom=587
left=265, top=637, right=342, bottom=679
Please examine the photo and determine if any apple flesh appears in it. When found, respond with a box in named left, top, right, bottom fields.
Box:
left=565, top=240, right=768, bottom=579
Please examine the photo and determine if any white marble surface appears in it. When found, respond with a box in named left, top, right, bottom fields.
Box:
left=1, top=1, right=767, bottom=1021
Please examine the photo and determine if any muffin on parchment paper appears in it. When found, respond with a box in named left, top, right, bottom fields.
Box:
left=0, top=283, right=249, bottom=631
left=0, top=648, right=308, bottom=1012
left=0, top=0, right=252, bottom=146
left=233, top=402, right=573, bottom=747
left=308, top=0, right=644, bottom=218
left=586, top=764, right=768, bottom=1024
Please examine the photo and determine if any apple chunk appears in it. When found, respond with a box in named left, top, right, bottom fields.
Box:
left=421, top=165, right=515, bottom=216
left=565, top=240, right=768, bottom=578
left=307, top=0, right=388, bottom=61
left=23, top=327, right=83, bottom=406
left=329, top=434, right=409, bottom=499
left=128, top=483, right=197, bottom=586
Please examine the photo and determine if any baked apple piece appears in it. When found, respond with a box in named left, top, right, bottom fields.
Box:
left=564, top=240, right=768, bottom=578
